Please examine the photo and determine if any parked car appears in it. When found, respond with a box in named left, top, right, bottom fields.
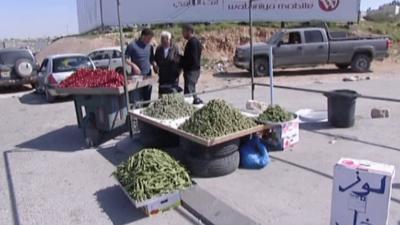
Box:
left=0, top=48, right=38, bottom=88
left=36, top=54, right=95, bottom=102
left=88, top=47, right=130, bottom=74
left=234, top=27, right=391, bottom=76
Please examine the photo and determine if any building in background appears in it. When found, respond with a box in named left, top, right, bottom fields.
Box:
left=0, top=38, right=52, bottom=54
left=366, top=1, right=400, bottom=21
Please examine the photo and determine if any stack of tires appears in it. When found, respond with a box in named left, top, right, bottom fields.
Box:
left=180, top=138, right=241, bottom=178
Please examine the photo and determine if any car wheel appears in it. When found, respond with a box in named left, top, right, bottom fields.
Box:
left=351, top=54, right=371, bottom=73
left=35, top=82, right=44, bottom=94
left=45, top=87, right=56, bottom=103
left=336, top=64, right=350, bottom=70
left=115, top=67, right=124, bottom=75
left=185, top=151, right=240, bottom=178
left=253, top=57, right=269, bottom=77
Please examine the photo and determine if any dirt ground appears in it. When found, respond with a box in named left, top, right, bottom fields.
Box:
left=197, top=60, right=400, bottom=91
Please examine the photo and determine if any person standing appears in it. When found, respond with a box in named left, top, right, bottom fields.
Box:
left=154, top=31, right=182, bottom=96
left=125, top=28, right=157, bottom=103
left=181, top=24, right=203, bottom=105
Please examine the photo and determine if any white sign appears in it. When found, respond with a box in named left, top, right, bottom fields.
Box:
left=331, top=158, right=395, bottom=225
left=77, top=0, right=361, bottom=33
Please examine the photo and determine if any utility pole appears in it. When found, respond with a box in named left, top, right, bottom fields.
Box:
left=249, top=0, right=255, bottom=100
left=116, top=0, right=132, bottom=137
left=100, top=0, right=105, bottom=31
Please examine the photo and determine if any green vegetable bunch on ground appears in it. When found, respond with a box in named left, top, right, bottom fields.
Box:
left=180, top=99, right=257, bottom=139
left=143, top=94, right=196, bottom=120
left=258, top=105, right=293, bottom=123
left=114, top=149, right=192, bottom=202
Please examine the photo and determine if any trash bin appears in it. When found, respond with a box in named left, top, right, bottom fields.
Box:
left=324, top=89, right=358, bottom=128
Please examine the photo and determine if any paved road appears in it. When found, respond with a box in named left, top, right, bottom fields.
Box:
left=0, top=76, right=400, bottom=225
left=0, top=90, right=200, bottom=225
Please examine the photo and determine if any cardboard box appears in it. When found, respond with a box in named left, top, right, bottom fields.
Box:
left=331, top=158, right=395, bottom=225
left=262, top=118, right=299, bottom=151
left=138, top=191, right=181, bottom=216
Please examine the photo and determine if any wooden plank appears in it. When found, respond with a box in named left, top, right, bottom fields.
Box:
left=130, top=111, right=269, bottom=147
left=55, top=77, right=157, bottom=96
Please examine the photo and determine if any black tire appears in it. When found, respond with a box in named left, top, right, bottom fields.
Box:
left=185, top=151, right=240, bottom=178
left=45, top=87, right=56, bottom=103
left=351, top=54, right=371, bottom=73
left=138, top=121, right=179, bottom=148
left=336, top=64, right=350, bottom=70
left=180, top=138, right=239, bottom=159
left=115, top=67, right=124, bottom=75
left=253, top=57, right=269, bottom=77
left=15, top=59, right=34, bottom=78
left=31, top=82, right=39, bottom=92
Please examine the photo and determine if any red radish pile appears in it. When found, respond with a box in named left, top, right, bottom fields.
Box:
left=60, top=69, right=125, bottom=88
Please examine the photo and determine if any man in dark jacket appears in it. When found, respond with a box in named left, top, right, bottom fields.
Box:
left=181, top=24, right=203, bottom=105
left=154, top=31, right=182, bottom=96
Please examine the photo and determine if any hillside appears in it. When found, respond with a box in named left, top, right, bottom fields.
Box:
left=36, top=22, right=400, bottom=65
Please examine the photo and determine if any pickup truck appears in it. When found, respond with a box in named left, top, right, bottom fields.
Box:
left=234, top=27, right=391, bottom=77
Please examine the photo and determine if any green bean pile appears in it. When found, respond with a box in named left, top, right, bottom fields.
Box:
left=114, top=149, right=192, bottom=202
left=258, top=105, right=293, bottom=123
left=180, top=99, right=257, bottom=139
left=143, top=94, right=196, bottom=120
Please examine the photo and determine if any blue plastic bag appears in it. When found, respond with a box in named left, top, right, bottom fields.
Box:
left=240, top=136, right=271, bottom=169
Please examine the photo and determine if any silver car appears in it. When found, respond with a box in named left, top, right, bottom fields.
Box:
left=88, top=47, right=131, bottom=74
left=36, top=54, right=95, bottom=102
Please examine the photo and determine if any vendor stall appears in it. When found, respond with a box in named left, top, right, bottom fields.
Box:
left=56, top=76, right=156, bottom=147
left=130, top=98, right=271, bottom=177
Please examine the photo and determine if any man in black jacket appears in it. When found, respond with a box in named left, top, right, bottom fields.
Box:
left=181, top=24, right=203, bottom=105
left=154, top=31, right=182, bottom=96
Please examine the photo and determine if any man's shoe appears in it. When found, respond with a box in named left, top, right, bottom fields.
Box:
left=193, top=97, right=203, bottom=105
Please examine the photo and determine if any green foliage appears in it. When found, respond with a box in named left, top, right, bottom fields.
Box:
left=144, top=94, right=196, bottom=120
left=114, top=149, right=192, bottom=202
left=358, top=21, right=400, bottom=41
left=258, top=105, right=293, bottom=123
left=180, top=99, right=257, bottom=139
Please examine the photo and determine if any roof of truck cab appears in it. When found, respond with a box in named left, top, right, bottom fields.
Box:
left=46, top=54, right=89, bottom=60
left=0, top=48, right=33, bottom=53
left=282, top=27, right=326, bottom=32
left=90, top=47, right=122, bottom=52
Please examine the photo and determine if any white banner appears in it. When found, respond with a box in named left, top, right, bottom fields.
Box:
left=77, top=0, right=361, bottom=33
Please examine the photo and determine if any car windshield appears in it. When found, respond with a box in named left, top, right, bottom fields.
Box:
left=267, top=32, right=285, bottom=45
left=52, top=56, right=93, bottom=73
left=0, top=51, right=34, bottom=65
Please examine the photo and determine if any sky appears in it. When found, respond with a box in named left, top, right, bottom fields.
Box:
left=0, top=0, right=395, bottom=39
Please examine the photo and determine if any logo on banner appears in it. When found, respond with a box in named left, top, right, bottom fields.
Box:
left=319, top=0, right=340, bottom=12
